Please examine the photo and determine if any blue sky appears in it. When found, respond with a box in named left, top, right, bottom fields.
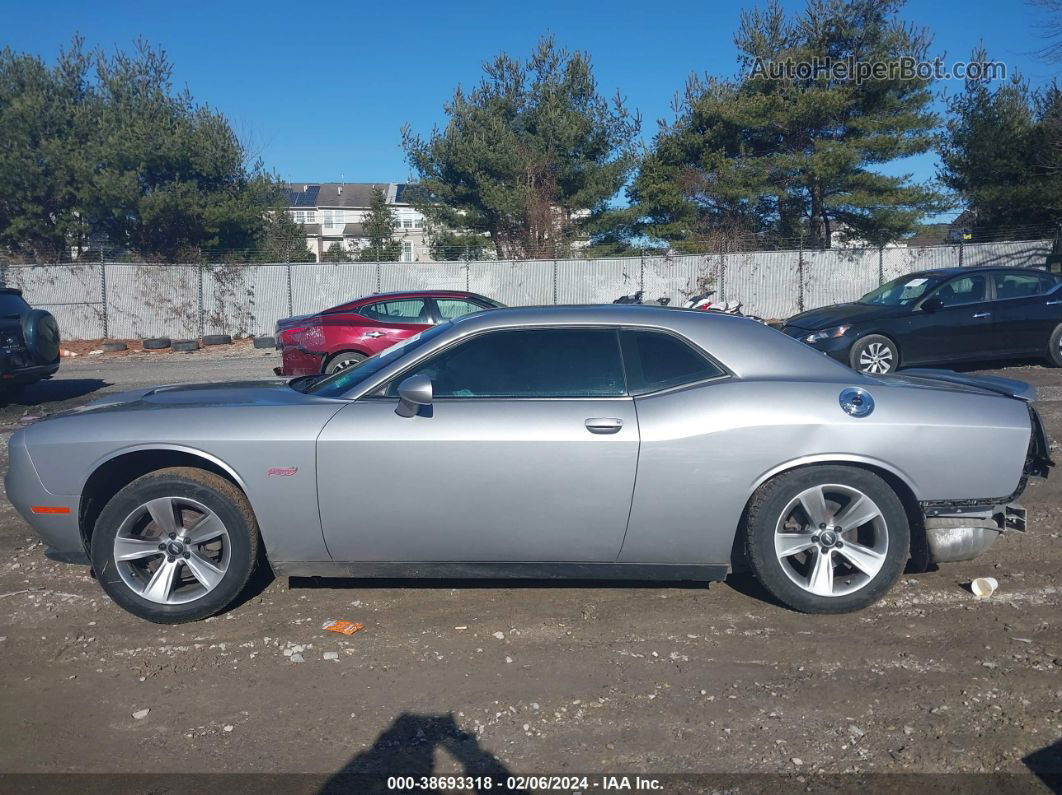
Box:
left=5, top=0, right=1059, bottom=219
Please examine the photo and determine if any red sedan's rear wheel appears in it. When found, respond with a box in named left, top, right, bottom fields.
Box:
left=324, top=351, right=368, bottom=374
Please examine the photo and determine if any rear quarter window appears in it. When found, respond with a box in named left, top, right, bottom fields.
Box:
left=621, top=330, right=724, bottom=395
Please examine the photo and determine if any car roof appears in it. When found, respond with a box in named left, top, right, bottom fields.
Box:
left=0, top=287, right=23, bottom=296
left=442, top=304, right=855, bottom=382
left=355, top=290, right=487, bottom=302
left=904, top=266, right=1052, bottom=279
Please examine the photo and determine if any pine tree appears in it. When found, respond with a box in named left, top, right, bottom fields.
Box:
left=402, top=36, right=640, bottom=259
left=939, top=56, right=1062, bottom=237
left=631, top=0, right=946, bottom=250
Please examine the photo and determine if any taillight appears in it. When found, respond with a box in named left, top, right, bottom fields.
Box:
left=278, top=326, right=308, bottom=345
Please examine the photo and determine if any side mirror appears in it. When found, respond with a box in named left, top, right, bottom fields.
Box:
left=395, top=374, right=432, bottom=417
left=921, top=297, right=944, bottom=313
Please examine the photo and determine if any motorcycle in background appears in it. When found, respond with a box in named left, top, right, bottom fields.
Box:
left=612, top=291, right=671, bottom=306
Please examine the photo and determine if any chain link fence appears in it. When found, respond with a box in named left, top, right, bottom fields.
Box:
left=0, top=239, right=1051, bottom=341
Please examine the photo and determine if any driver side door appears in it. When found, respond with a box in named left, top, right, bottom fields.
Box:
left=316, top=327, right=639, bottom=563
left=915, top=273, right=994, bottom=363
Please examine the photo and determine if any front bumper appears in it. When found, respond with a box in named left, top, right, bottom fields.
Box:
left=5, top=430, right=84, bottom=562
left=780, top=326, right=851, bottom=363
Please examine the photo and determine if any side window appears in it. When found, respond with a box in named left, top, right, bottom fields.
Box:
left=361, top=299, right=428, bottom=323
left=386, top=329, right=625, bottom=398
left=435, top=299, right=487, bottom=320
left=992, top=272, right=1057, bottom=300
left=933, top=275, right=987, bottom=307
left=620, top=330, right=723, bottom=395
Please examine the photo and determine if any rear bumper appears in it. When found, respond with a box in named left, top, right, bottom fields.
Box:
left=276, top=346, right=324, bottom=377
left=0, top=361, right=59, bottom=384
left=4, top=430, right=83, bottom=560
left=923, top=503, right=1025, bottom=564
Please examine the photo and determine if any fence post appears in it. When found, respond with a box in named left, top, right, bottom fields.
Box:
left=197, top=263, right=205, bottom=338
left=958, top=237, right=965, bottom=267
left=286, top=263, right=293, bottom=317
left=797, top=236, right=806, bottom=314
left=464, top=244, right=471, bottom=292
left=376, top=259, right=382, bottom=293
left=639, top=249, right=645, bottom=293
left=552, top=257, right=558, bottom=305
left=99, top=257, right=109, bottom=340
left=718, top=239, right=728, bottom=302
left=878, top=245, right=885, bottom=286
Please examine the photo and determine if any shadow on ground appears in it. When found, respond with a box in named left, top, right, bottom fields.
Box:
left=320, top=712, right=525, bottom=794
left=1024, top=737, right=1062, bottom=791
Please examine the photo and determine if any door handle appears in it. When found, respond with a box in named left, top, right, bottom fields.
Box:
left=365, top=331, right=385, bottom=338
left=585, top=417, right=623, bottom=434
left=1047, top=300, right=1062, bottom=306
left=972, top=312, right=991, bottom=319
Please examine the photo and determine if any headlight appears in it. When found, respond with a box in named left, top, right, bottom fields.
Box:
left=804, top=325, right=850, bottom=344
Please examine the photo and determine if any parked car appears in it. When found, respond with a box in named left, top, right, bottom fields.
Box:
left=783, top=267, right=1062, bottom=374
left=0, top=288, right=61, bottom=394
left=274, top=290, right=504, bottom=376
left=7, top=305, right=1050, bottom=623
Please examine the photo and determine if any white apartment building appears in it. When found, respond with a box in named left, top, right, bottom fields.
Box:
left=285, top=183, right=429, bottom=262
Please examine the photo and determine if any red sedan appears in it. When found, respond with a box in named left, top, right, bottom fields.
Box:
left=274, top=290, right=504, bottom=376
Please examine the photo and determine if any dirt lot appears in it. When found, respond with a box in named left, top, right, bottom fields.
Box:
left=0, top=346, right=1059, bottom=789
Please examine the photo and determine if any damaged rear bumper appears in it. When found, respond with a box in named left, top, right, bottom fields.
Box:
left=923, top=503, right=1026, bottom=564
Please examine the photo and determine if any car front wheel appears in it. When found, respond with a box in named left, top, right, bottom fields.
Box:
left=850, top=334, right=898, bottom=374
left=744, top=465, right=910, bottom=613
left=91, top=467, right=259, bottom=624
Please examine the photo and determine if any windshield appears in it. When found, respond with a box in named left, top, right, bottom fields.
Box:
left=300, top=322, right=453, bottom=398
left=859, top=274, right=944, bottom=306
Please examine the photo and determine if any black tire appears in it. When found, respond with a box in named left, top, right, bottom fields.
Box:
left=324, top=350, right=367, bottom=374
left=203, top=334, right=232, bottom=346
left=172, top=339, right=199, bottom=352
left=143, top=338, right=171, bottom=350
left=1047, top=324, right=1062, bottom=367
left=744, top=465, right=910, bottom=614
left=91, top=467, right=260, bottom=624
left=101, top=342, right=128, bottom=352
left=252, top=336, right=276, bottom=349
left=21, top=309, right=60, bottom=364
left=849, top=334, right=898, bottom=374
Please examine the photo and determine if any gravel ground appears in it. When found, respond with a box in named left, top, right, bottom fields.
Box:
left=0, top=347, right=1059, bottom=788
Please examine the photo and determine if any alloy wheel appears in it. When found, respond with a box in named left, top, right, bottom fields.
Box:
left=858, top=342, right=894, bottom=373
left=113, top=496, right=231, bottom=605
left=773, top=484, right=889, bottom=597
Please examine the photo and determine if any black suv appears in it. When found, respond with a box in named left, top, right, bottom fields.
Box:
left=0, top=288, right=60, bottom=392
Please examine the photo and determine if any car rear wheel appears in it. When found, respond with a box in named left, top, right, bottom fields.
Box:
left=1047, top=324, right=1062, bottom=367
left=91, top=467, right=259, bottom=624
left=744, top=465, right=909, bottom=613
left=850, top=334, right=898, bottom=374
left=324, top=350, right=367, bottom=374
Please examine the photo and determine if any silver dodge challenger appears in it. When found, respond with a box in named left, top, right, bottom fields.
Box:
left=6, top=305, right=1053, bottom=623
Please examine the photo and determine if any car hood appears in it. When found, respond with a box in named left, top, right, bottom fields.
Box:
left=785, top=302, right=907, bottom=330
left=52, top=380, right=338, bottom=417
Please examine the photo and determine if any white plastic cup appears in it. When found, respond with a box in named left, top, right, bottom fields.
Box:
left=970, top=577, right=999, bottom=598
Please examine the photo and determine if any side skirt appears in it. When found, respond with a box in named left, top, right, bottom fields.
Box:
left=270, top=560, right=729, bottom=581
